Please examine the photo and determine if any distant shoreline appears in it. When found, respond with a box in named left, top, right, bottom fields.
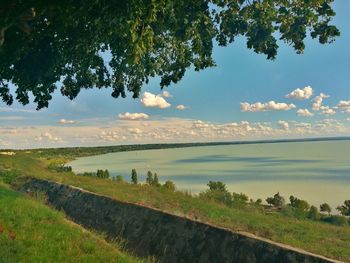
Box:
left=3, top=136, right=350, bottom=152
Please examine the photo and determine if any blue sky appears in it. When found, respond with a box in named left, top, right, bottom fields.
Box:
left=1, top=1, right=350, bottom=149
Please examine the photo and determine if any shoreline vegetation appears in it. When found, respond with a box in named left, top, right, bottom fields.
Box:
left=0, top=142, right=350, bottom=261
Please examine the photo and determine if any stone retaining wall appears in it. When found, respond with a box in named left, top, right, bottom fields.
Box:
left=22, top=178, right=338, bottom=263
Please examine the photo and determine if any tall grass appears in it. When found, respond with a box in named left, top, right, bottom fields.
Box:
left=0, top=184, right=147, bottom=263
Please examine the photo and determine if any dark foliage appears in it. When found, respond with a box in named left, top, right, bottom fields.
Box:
left=0, top=0, right=339, bottom=109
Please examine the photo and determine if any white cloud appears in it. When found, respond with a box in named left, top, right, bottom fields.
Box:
left=312, top=93, right=329, bottom=111
left=35, top=132, right=63, bottom=143
left=162, top=91, right=172, bottom=98
left=297, top=109, right=314, bottom=117
left=240, top=101, right=296, bottom=112
left=278, top=120, right=289, bottom=130
left=58, top=119, right=76, bottom=124
left=99, top=131, right=121, bottom=141
left=176, top=105, right=188, bottom=110
left=118, top=112, right=149, bottom=120
left=320, top=106, right=336, bottom=116
left=286, top=86, right=313, bottom=100
left=141, top=92, right=171, bottom=109
left=335, top=100, right=350, bottom=113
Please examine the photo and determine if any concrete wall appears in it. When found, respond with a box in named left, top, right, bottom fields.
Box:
left=22, top=178, right=338, bottom=263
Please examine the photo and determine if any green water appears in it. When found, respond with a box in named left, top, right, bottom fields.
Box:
left=69, top=140, right=350, bottom=209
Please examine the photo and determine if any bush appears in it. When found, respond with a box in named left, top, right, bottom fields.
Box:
left=48, top=162, right=72, bottom=172
left=266, top=192, right=285, bottom=208
left=320, top=203, right=332, bottom=215
left=0, top=169, right=19, bottom=184
left=337, top=200, right=350, bottom=217
left=115, top=175, right=124, bottom=182
left=199, top=181, right=233, bottom=207
left=232, top=192, right=249, bottom=204
left=307, top=206, right=320, bottom=221
left=207, top=181, right=227, bottom=192
left=322, top=215, right=349, bottom=226
left=76, top=172, right=96, bottom=177
left=255, top=198, right=263, bottom=205
left=163, top=181, right=176, bottom=191
left=289, top=196, right=310, bottom=212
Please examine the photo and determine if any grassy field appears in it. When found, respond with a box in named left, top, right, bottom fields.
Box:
left=1, top=151, right=350, bottom=261
left=0, top=183, right=147, bottom=263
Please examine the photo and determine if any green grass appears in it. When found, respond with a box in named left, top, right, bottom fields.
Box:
left=1, top=152, right=350, bottom=261
left=0, top=183, right=145, bottom=263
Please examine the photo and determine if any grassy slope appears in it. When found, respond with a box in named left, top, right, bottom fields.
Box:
left=1, top=152, right=350, bottom=261
left=0, top=183, right=144, bottom=263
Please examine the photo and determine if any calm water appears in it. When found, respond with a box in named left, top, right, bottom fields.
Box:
left=69, top=141, right=350, bottom=209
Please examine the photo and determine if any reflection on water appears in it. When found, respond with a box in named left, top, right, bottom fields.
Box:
left=69, top=140, right=350, bottom=209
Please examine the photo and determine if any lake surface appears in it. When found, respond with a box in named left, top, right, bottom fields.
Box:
left=69, top=140, right=350, bottom=209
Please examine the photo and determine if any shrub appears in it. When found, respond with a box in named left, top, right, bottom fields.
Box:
left=337, top=200, right=350, bottom=217
left=207, top=181, right=227, bottom=192
left=322, top=215, right=349, bottom=226
left=163, top=181, right=176, bottom=191
left=289, top=195, right=310, bottom=212
left=199, top=181, right=233, bottom=207
left=232, top=192, right=249, bottom=204
left=115, top=175, right=124, bottom=182
left=308, top=206, right=320, bottom=221
left=131, top=169, right=138, bottom=184
left=255, top=198, right=263, bottom=205
left=266, top=192, right=285, bottom=208
left=0, top=169, right=19, bottom=184
left=48, top=162, right=72, bottom=172
left=76, top=172, right=96, bottom=177
left=320, top=203, right=332, bottom=215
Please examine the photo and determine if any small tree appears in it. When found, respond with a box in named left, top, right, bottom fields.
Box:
left=96, top=169, right=103, bottom=178
left=320, top=203, right=332, bottom=215
left=207, top=181, right=227, bottom=192
left=289, top=195, right=310, bottom=212
left=104, top=169, right=110, bottom=179
left=163, top=181, right=176, bottom=191
left=153, top=173, right=160, bottom=187
left=337, top=200, right=350, bottom=217
left=266, top=192, right=285, bottom=208
left=146, top=171, right=154, bottom=185
left=200, top=181, right=232, bottom=207
left=308, top=206, right=320, bottom=221
left=131, top=169, right=138, bottom=184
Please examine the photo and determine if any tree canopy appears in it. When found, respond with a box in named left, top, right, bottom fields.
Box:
left=0, top=0, right=340, bottom=109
